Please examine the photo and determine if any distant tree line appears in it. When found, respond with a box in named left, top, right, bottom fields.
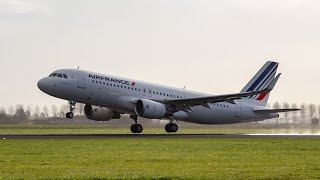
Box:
left=267, top=102, right=320, bottom=126
left=0, top=103, right=85, bottom=121
left=0, top=102, right=319, bottom=125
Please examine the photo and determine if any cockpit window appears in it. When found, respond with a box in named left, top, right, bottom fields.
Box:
left=49, top=73, right=57, bottom=77
left=49, top=73, right=68, bottom=79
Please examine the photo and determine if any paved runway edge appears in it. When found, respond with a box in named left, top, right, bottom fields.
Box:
left=1, top=134, right=319, bottom=139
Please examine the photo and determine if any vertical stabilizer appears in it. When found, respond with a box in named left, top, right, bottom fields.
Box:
left=240, top=61, right=279, bottom=107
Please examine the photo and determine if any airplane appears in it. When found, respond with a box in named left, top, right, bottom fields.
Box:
left=37, top=61, right=299, bottom=133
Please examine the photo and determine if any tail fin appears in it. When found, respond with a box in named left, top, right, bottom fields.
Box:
left=240, top=61, right=279, bottom=107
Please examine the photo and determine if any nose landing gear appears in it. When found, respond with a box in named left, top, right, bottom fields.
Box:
left=66, top=100, right=76, bottom=119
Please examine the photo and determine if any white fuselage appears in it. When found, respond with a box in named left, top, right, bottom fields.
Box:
left=38, top=69, right=278, bottom=124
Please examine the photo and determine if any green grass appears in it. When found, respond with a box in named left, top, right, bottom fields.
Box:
left=0, top=138, right=319, bottom=179
left=0, top=124, right=319, bottom=135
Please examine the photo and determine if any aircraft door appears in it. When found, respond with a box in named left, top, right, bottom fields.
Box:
left=235, top=103, right=242, bottom=119
left=77, top=71, right=86, bottom=89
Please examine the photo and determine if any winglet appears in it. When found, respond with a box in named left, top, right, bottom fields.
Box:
left=265, top=73, right=281, bottom=92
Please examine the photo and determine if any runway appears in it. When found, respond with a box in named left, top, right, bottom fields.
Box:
left=1, top=134, right=320, bottom=139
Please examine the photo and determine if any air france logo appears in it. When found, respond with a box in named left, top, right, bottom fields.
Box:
left=89, top=74, right=136, bottom=86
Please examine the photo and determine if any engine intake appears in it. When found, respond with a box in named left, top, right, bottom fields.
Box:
left=84, top=105, right=121, bottom=121
left=135, top=99, right=167, bottom=119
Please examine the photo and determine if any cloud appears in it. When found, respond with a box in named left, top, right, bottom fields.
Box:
left=0, top=0, right=52, bottom=15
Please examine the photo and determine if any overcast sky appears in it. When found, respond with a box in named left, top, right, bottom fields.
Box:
left=0, top=0, right=319, bottom=108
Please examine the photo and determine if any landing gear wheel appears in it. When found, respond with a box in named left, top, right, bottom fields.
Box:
left=131, top=124, right=143, bottom=133
left=136, top=124, right=143, bottom=133
left=66, top=100, right=76, bottom=119
left=165, top=123, right=178, bottom=133
left=131, top=124, right=136, bottom=133
left=165, top=124, right=171, bottom=133
left=170, top=123, right=178, bottom=133
left=66, top=112, right=74, bottom=119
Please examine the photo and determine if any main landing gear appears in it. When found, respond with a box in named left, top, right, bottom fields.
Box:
left=128, top=115, right=178, bottom=134
left=130, top=115, right=143, bottom=134
left=165, top=123, right=178, bottom=133
left=165, top=117, right=178, bottom=133
left=66, top=100, right=76, bottom=119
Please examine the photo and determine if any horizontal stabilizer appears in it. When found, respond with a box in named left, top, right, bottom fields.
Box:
left=254, top=109, right=300, bottom=114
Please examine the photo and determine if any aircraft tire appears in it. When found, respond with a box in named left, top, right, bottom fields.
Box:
left=130, top=124, right=137, bottom=133
left=170, top=123, right=178, bottom=133
left=165, top=123, right=178, bottom=133
left=131, top=124, right=143, bottom=133
left=165, top=124, right=172, bottom=133
left=66, top=112, right=74, bottom=119
left=136, top=124, right=143, bottom=133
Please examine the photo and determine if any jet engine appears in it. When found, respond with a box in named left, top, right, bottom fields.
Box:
left=135, top=99, right=167, bottom=119
left=84, top=105, right=121, bottom=121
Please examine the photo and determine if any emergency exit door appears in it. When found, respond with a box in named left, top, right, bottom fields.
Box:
left=77, top=72, right=86, bottom=89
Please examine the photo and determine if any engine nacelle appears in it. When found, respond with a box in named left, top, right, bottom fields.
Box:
left=84, top=105, right=121, bottom=121
left=135, top=99, right=167, bottom=119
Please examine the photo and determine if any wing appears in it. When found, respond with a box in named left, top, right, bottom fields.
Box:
left=254, top=109, right=300, bottom=114
left=157, top=74, right=280, bottom=111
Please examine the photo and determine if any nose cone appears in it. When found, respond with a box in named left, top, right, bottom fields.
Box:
left=37, top=78, right=50, bottom=93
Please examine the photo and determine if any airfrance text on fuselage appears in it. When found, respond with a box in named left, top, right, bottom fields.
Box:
left=89, top=74, right=132, bottom=85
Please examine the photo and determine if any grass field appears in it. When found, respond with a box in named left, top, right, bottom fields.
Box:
left=0, top=124, right=319, bottom=135
left=0, top=138, right=319, bottom=179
